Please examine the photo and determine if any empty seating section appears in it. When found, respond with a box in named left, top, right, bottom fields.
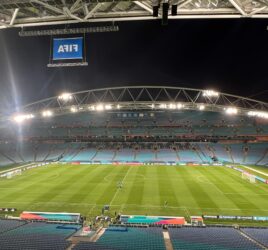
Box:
left=245, top=144, right=267, bottom=165
left=94, top=150, right=115, bottom=162
left=157, top=149, right=178, bottom=162
left=0, top=219, right=26, bottom=234
left=258, top=151, right=268, bottom=165
left=46, top=144, right=67, bottom=161
left=178, top=150, right=200, bottom=163
left=19, top=144, right=35, bottom=163
left=213, top=127, right=235, bottom=136
left=1, top=220, right=268, bottom=250
left=193, top=126, right=213, bottom=135
left=35, top=144, right=51, bottom=161
left=194, top=147, right=212, bottom=163
left=230, top=144, right=245, bottom=164
left=169, top=227, right=261, bottom=250
left=241, top=228, right=268, bottom=247
left=70, top=127, right=88, bottom=137
left=60, top=144, right=81, bottom=162
left=212, top=144, right=231, bottom=163
left=96, top=226, right=165, bottom=250
left=1, top=137, right=268, bottom=165
left=0, top=147, right=14, bottom=166
left=0, top=220, right=81, bottom=250
left=198, top=144, right=213, bottom=162
left=114, top=149, right=135, bottom=162
left=0, top=144, right=21, bottom=164
left=238, top=126, right=257, bottom=135
left=136, top=150, right=156, bottom=162
left=71, top=148, right=97, bottom=162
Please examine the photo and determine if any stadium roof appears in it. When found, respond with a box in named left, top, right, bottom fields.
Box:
left=7, top=86, right=268, bottom=123
left=1, top=0, right=268, bottom=29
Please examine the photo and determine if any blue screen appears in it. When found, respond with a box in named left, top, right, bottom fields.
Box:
left=53, top=37, right=83, bottom=60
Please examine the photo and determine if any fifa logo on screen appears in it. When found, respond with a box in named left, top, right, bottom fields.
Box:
left=58, top=44, right=79, bottom=53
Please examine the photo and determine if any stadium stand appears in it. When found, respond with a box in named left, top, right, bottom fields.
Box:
left=0, top=221, right=268, bottom=249
left=0, top=220, right=81, bottom=250
left=74, top=226, right=166, bottom=250
left=114, top=149, right=135, bottom=162
left=168, top=226, right=262, bottom=250
left=1, top=142, right=268, bottom=166
left=0, top=219, right=26, bottom=234
left=241, top=227, right=268, bottom=247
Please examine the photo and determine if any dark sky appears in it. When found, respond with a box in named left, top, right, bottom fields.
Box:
left=0, top=18, right=267, bottom=114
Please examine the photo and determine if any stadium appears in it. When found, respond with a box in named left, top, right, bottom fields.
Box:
left=1, top=0, right=268, bottom=249
left=0, top=85, right=268, bottom=249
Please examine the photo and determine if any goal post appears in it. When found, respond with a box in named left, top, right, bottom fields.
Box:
left=242, top=171, right=256, bottom=183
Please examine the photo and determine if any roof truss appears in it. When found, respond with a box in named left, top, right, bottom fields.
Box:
left=1, top=0, right=268, bottom=29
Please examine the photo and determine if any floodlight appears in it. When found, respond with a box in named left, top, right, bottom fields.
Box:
left=96, top=104, right=104, bottom=111
left=168, top=103, right=176, bottom=109
left=199, top=105, right=205, bottom=110
left=13, top=113, right=34, bottom=123
left=58, top=93, right=73, bottom=101
left=42, top=110, right=53, bottom=117
left=88, top=105, right=95, bottom=111
left=177, top=103, right=183, bottom=109
left=105, top=104, right=112, bottom=110
left=225, top=107, right=238, bottom=115
left=248, top=111, right=268, bottom=119
left=70, top=106, right=77, bottom=113
left=160, top=103, right=167, bottom=109
left=151, top=104, right=155, bottom=109
left=116, top=104, right=121, bottom=109
left=203, top=90, right=219, bottom=97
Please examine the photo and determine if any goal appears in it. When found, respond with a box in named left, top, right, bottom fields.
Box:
left=242, top=171, right=256, bottom=183
left=6, top=169, right=22, bottom=179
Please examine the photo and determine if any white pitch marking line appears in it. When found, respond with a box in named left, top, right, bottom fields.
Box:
left=109, top=166, right=132, bottom=205
left=241, top=165, right=268, bottom=177
left=2, top=200, right=268, bottom=212
left=195, top=175, right=224, bottom=195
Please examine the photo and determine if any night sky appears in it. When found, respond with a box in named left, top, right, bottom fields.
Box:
left=0, top=18, right=268, bottom=114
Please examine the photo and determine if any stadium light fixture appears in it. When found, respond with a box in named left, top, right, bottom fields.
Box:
left=203, top=90, right=219, bottom=97
left=58, top=93, right=73, bottom=101
left=42, top=110, right=53, bottom=117
left=105, top=104, right=112, bottom=110
left=177, top=103, right=184, bottom=109
left=151, top=104, right=155, bottom=109
left=168, top=103, right=176, bottom=109
left=116, top=104, right=121, bottom=109
left=12, top=113, right=34, bottom=123
left=70, top=106, right=78, bottom=113
left=96, top=104, right=104, bottom=111
left=225, top=107, right=238, bottom=115
left=160, top=103, right=167, bottom=109
left=199, top=104, right=205, bottom=110
left=89, top=105, right=95, bottom=111
left=248, top=111, right=268, bottom=119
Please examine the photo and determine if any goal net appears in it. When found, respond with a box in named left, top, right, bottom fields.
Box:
left=242, top=171, right=256, bottom=183
left=6, top=169, right=22, bottom=179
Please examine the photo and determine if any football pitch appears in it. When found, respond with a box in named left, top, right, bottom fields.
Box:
left=0, top=164, right=268, bottom=220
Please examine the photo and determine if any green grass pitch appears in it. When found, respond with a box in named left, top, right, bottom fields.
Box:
left=0, top=164, right=268, bottom=220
